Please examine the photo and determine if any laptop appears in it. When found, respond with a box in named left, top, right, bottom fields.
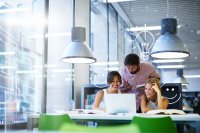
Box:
left=105, top=94, right=136, bottom=114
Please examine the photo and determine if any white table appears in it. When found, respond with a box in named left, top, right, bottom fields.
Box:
left=27, top=112, right=200, bottom=132
left=68, top=113, right=200, bottom=122
left=68, top=113, right=200, bottom=133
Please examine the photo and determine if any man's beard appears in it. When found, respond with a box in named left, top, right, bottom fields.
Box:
left=130, top=66, right=140, bottom=74
left=130, top=71, right=137, bottom=74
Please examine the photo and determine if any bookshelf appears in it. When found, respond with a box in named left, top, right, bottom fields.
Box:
left=81, top=84, right=108, bottom=109
left=182, top=92, right=200, bottom=114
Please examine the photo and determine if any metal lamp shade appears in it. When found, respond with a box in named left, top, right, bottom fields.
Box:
left=151, top=34, right=190, bottom=58
left=151, top=18, right=190, bottom=59
left=61, top=41, right=96, bottom=63
left=174, top=76, right=188, bottom=86
left=61, top=27, right=96, bottom=64
left=174, top=69, right=188, bottom=90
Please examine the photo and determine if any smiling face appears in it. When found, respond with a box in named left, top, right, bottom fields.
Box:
left=144, top=78, right=160, bottom=99
left=161, top=84, right=182, bottom=109
left=163, top=87, right=181, bottom=103
left=107, top=71, right=122, bottom=91
left=145, top=83, right=157, bottom=99
left=110, top=75, right=121, bottom=90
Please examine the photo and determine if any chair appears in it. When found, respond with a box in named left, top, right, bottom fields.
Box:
left=38, top=113, right=74, bottom=131
left=132, top=116, right=178, bottom=133
left=95, top=124, right=141, bottom=133
left=60, top=123, right=141, bottom=133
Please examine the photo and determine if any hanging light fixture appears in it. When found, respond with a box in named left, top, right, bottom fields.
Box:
left=174, top=69, right=188, bottom=89
left=61, top=0, right=96, bottom=64
left=150, top=18, right=190, bottom=59
left=61, top=27, right=96, bottom=63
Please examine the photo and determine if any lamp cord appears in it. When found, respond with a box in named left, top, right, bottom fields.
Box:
left=72, top=0, right=75, bottom=27
left=167, top=0, right=169, bottom=18
left=71, top=0, right=75, bottom=101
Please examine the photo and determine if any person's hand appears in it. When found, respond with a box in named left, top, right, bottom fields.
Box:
left=123, top=79, right=132, bottom=90
left=152, top=83, right=160, bottom=94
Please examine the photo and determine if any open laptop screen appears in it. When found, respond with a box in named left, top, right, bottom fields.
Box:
left=105, top=94, right=136, bottom=114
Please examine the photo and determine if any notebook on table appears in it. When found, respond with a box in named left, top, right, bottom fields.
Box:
left=105, top=94, right=136, bottom=114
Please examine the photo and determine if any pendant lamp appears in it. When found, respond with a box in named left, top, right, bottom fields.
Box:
left=150, top=18, right=190, bottom=59
left=61, top=27, right=96, bottom=63
left=174, top=69, right=188, bottom=87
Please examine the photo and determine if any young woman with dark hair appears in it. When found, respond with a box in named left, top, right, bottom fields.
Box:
left=93, top=71, right=122, bottom=111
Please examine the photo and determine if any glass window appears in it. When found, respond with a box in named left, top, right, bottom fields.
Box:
left=90, top=2, right=134, bottom=87
left=47, top=0, right=73, bottom=113
left=90, top=2, right=108, bottom=89
left=117, top=16, right=126, bottom=65
left=108, top=5, right=117, bottom=62
left=0, top=0, right=45, bottom=128
left=107, top=5, right=119, bottom=72
left=90, top=1, right=137, bottom=82
left=0, top=0, right=73, bottom=129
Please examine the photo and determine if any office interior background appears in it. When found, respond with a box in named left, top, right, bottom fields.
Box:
left=0, top=0, right=200, bottom=130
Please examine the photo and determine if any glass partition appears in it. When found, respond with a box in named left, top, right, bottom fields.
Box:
left=0, top=0, right=73, bottom=130
left=90, top=2, right=137, bottom=85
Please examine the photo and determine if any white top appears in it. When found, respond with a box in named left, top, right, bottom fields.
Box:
left=146, top=99, right=158, bottom=109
